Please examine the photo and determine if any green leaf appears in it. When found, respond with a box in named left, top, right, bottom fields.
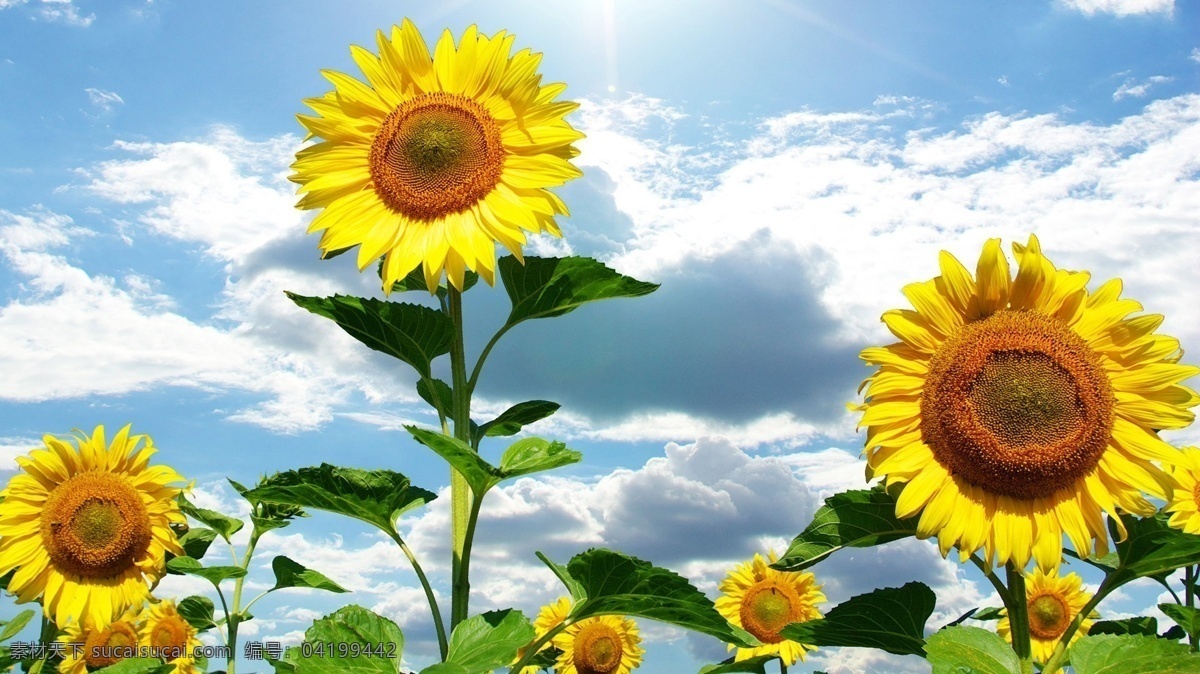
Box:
left=924, top=626, right=1020, bottom=674
left=499, top=256, right=659, bottom=327
left=271, top=556, right=348, bottom=593
left=970, top=607, right=1006, bottom=622
left=474, top=401, right=561, bottom=442
left=176, top=495, right=244, bottom=544
left=0, top=610, right=33, bottom=642
left=441, top=609, right=533, bottom=673
left=943, top=608, right=979, bottom=629
left=417, top=377, right=454, bottom=419
left=382, top=264, right=478, bottom=298
left=536, top=551, right=587, bottom=603
left=1110, top=514, right=1200, bottom=586
left=498, top=438, right=582, bottom=479
left=698, top=655, right=775, bottom=673
left=417, top=665, right=466, bottom=674
left=1090, top=616, right=1160, bottom=637
left=1069, top=634, right=1200, bottom=673
left=91, top=659, right=175, bottom=674
left=1160, top=604, right=1200, bottom=643
left=177, top=596, right=217, bottom=631
left=1164, top=625, right=1188, bottom=641
left=166, top=556, right=247, bottom=585
left=287, top=293, right=453, bottom=379
left=560, top=548, right=755, bottom=647
left=781, top=582, right=936, bottom=656
left=405, top=426, right=500, bottom=495
left=282, top=605, right=403, bottom=674
left=243, top=464, right=435, bottom=541
left=177, top=527, right=218, bottom=560
left=773, top=486, right=918, bottom=571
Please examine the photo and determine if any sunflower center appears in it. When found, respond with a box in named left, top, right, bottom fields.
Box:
left=740, top=580, right=801, bottom=644
left=150, top=614, right=189, bottom=660
left=40, top=472, right=152, bottom=579
left=921, top=310, right=1114, bottom=500
left=1192, top=482, right=1200, bottom=510
left=574, top=623, right=623, bottom=674
left=1028, top=593, right=1070, bottom=641
left=369, top=92, right=505, bottom=222
left=83, top=621, right=139, bottom=668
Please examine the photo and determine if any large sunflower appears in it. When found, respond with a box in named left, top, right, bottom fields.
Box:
left=714, top=552, right=825, bottom=665
left=512, top=595, right=571, bottom=674
left=1165, top=447, right=1200, bottom=534
left=140, top=600, right=202, bottom=674
left=58, top=604, right=144, bottom=674
left=552, top=614, right=643, bottom=674
left=290, top=19, right=584, bottom=293
left=997, top=568, right=1095, bottom=663
left=0, top=425, right=187, bottom=628
left=857, top=235, right=1200, bottom=572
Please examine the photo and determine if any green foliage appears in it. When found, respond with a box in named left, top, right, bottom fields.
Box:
left=271, top=555, right=348, bottom=593
left=497, top=438, right=581, bottom=479
left=406, top=427, right=582, bottom=496
left=1109, top=513, right=1200, bottom=586
left=473, top=401, right=560, bottom=444
left=1068, top=634, right=1200, bottom=673
left=244, top=464, right=435, bottom=541
left=970, top=607, right=1006, bottom=621
left=382, top=265, right=478, bottom=298
left=925, top=626, right=1020, bottom=674
left=90, top=659, right=175, bottom=674
left=697, top=655, right=776, bottom=673
left=541, top=548, right=755, bottom=647
left=0, top=611, right=33, bottom=643
left=177, top=527, right=218, bottom=560
left=535, top=551, right=586, bottom=603
left=424, top=610, right=533, bottom=674
left=1090, top=616, right=1161, bottom=637
left=287, top=293, right=454, bottom=379
left=177, top=495, right=244, bottom=544
left=773, top=486, right=917, bottom=571
left=178, top=596, right=217, bottom=631
left=273, top=606, right=404, bottom=674
left=1160, top=604, right=1200, bottom=643
left=230, top=478, right=309, bottom=533
left=780, top=582, right=936, bottom=656
left=498, top=256, right=659, bottom=327
left=417, top=377, right=454, bottom=419
left=166, top=556, right=247, bottom=585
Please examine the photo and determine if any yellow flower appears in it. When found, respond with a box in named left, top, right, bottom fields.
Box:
left=58, top=604, right=144, bottom=674
left=997, top=567, right=1095, bottom=663
left=714, top=552, right=825, bottom=665
left=513, top=596, right=572, bottom=673
left=140, top=600, right=202, bottom=674
left=856, top=235, right=1199, bottom=571
left=1165, top=447, right=1200, bottom=534
left=0, top=425, right=187, bottom=628
left=290, top=19, right=584, bottom=293
left=552, top=614, right=643, bottom=674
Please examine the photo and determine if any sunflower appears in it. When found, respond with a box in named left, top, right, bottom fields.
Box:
left=714, top=552, right=825, bottom=665
left=856, top=235, right=1200, bottom=571
left=512, top=595, right=571, bottom=673
left=1165, top=447, right=1200, bottom=534
left=58, top=604, right=144, bottom=674
left=0, top=425, right=187, bottom=628
left=552, top=614, right=643, bottom=674
left=997, top=567, right=1095, bottom=663
left=290, top=19, right=584, bottom=293
left=140, top=600, right=202, bottom=674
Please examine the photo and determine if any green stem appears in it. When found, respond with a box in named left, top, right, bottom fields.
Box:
left=213, top=584, right=234, bottom=672
left=447, top=285, right=473, bottom=632
left=1041, top=576, right=1113, bottom=674
left=1187, top=566, right=1197, bottom=652
left=510, top=619, right=573, bottom=673
left=780, top=658, right=788, bottom=674
left=226, top=528, right=260, bottom=674
left=392, top=532, right=449, bottom=660
left=454, top=491, right=485, bottom=629
left=1005, top=563, right=1034, bottom=674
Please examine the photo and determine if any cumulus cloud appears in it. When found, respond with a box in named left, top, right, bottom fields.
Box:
left=1059, top=0, right=1174, bottom=16
left=0, top=0, right=94, bottom=25
left=1113, top=75, right=1174, bottom=100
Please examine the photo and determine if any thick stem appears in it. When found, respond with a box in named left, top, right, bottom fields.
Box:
left=1005, top=563, right=1034, bottom=674
left=454, top=492, right=486, bottom=629
left=447, top=286, right=472, bottom=632
left=780, top=658, right=788, bottom=674
left=392, top=533, right=448, bottom=660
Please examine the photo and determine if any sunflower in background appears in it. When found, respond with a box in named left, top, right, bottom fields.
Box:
left=0, top=425, right=187, bottom=628
left=513, top=595, right=572, bottom=673
left=997, top=568, right=1095, bottom=663
left=855, top=235, right=1199, bottom=572
left=552, top=613, right=643, bottom=674
left=140, top=600, right=203, bottom=674
left=714, top=552, right=825, bottom=665
left=1165, top=447, right=1200, bottom=534
left=58, top=604, right=144, bottom=674
left=290, top=19, right=584, bottom=293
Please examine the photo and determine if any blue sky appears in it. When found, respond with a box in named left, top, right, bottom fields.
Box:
left=1, top=0, right=1199, bottom=672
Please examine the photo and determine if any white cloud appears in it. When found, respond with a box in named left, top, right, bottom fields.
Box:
left=85, top=87, right=123, bottom=112
left=1113, top=75, right=1174, bottom=100
left=1059, top=0, right=1174, bottom=16
left=1192, top=48, right=1200, bottom=64
left=0, top=436, right=39, bottom=473
left=0, top=0, right=94, bottom=25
